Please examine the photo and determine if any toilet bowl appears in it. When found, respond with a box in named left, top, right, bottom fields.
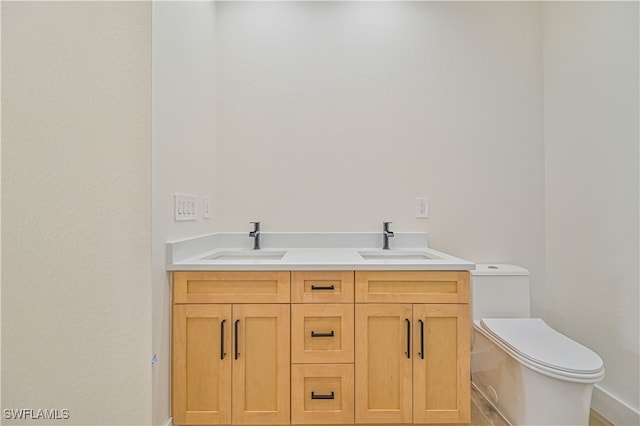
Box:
left=471, top=264, right=604, bottom=425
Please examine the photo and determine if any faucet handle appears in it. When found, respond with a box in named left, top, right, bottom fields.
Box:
left=249, top=221, right=261, bottom=250
left=382, top=221, right=394, bottom=250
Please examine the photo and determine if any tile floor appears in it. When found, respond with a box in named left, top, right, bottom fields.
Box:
left=469, top=386, right=508, bottom=426
left=469, top=386, right=613, bottom=426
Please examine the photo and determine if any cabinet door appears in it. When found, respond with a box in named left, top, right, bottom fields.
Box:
left=232, top=304, right=291, bottom=425
left=355, top=304, right=412, bottom=424
left=412, top=304, right=470, bottom=424
left=172, top=304, right=232, bottom=425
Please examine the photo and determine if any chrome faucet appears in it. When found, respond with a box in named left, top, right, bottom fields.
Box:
left=382, top=221, right=394, bottom=250
left=249, top=221, right=261, bottom=250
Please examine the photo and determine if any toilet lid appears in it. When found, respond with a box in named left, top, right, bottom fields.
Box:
left=480, top=318, right=604, bottom=375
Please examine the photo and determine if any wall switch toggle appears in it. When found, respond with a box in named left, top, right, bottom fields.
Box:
left=416, top=197, right=429, bottom=218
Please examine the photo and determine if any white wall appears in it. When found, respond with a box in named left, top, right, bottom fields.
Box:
left=152, top=2, right=217, bottom=424
left=3, top=2, right=637, bottom=425
left=216, top=1, right=546, bottom=310
left=2, top=2, right=152, bottom=424
left=543, top=2, right=639, bottom=424
left=216, top=2, right=639, bottom=421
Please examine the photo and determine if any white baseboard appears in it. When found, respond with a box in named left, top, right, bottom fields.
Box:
left=592, top=384, right=640, bottom=426
left=163, top=417, right=173, bottom=426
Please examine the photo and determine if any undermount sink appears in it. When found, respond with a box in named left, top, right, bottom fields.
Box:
left=358, top=250, right=441, bottom=261
left=204, top=250, right=287, bottom=261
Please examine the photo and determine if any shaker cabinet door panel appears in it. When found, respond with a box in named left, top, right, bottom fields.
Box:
left=412, top=304, right=470, bottom=424
left=232, top=304, right=291, bottom=425
left=172, top=304, right=232, bottom=425
left=355, top=304, right=413, bottom=424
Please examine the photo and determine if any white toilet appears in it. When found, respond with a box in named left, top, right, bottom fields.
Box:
left=471, top=264, right=604, bottom=425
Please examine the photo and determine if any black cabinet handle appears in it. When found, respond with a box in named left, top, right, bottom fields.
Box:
left=311, top=330, right=335, bottom=338
left=234, top=319, right=240, bottom=360
left=418, top=319, right=424, bottom=359
left=311, top=391, right=335, bottom=400
left=405, top=318, right=411, bottom=359
left=311, top=284, right=335, bottom=290
left=220, top=319, right=227, bottom=360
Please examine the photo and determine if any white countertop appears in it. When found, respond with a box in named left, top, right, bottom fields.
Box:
left=167, top=232, right=475, bottom=271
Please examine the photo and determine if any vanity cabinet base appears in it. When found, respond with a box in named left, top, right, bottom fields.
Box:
left=171, top=270, right=470, bottom=426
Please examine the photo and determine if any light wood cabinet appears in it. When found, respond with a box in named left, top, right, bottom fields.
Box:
left=172, top=272, right=290, bottom=425
left=172, top=269, right=469, bottom=426
left=354, top=272, right=471, bottom=425
left=291, top=272, right=355, bottom=425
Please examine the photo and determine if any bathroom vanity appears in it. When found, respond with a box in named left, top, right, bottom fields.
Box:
left=168, top=233, right=473, bottom=426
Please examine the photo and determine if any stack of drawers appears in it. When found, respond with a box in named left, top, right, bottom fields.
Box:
left=290, top=271, right=355, bottom=424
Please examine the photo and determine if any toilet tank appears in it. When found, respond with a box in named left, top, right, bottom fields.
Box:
left=471, top=264, right=530, bottom=322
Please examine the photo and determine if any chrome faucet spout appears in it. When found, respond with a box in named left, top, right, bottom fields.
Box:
left=249, top=221, right=261, bottom=250
left=382, top=221, right=394, bottom=250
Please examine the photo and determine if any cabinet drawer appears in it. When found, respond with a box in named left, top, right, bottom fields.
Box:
left=292, top=271, right=354, bottom=303
left=355, top=271, right=470, bottom=304
left=291, top=364, right=354, bottom=425
left=173, top=271, right=290, bottom=304
left=292, top=304, right=354, bottom=364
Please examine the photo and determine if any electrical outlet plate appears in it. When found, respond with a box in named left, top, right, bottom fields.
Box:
left=174, top=194, right=197, bottom=221
left=416, top=197, right=429, bottom=218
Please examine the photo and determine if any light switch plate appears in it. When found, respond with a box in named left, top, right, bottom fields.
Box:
left=174, top=194, right=197, bottom=221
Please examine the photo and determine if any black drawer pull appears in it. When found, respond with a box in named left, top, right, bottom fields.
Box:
left=311, top=284, right=335, bottom=290
left=311, top=391, right=335, bottom=400
left=311, top=330, right=335, bottom=338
